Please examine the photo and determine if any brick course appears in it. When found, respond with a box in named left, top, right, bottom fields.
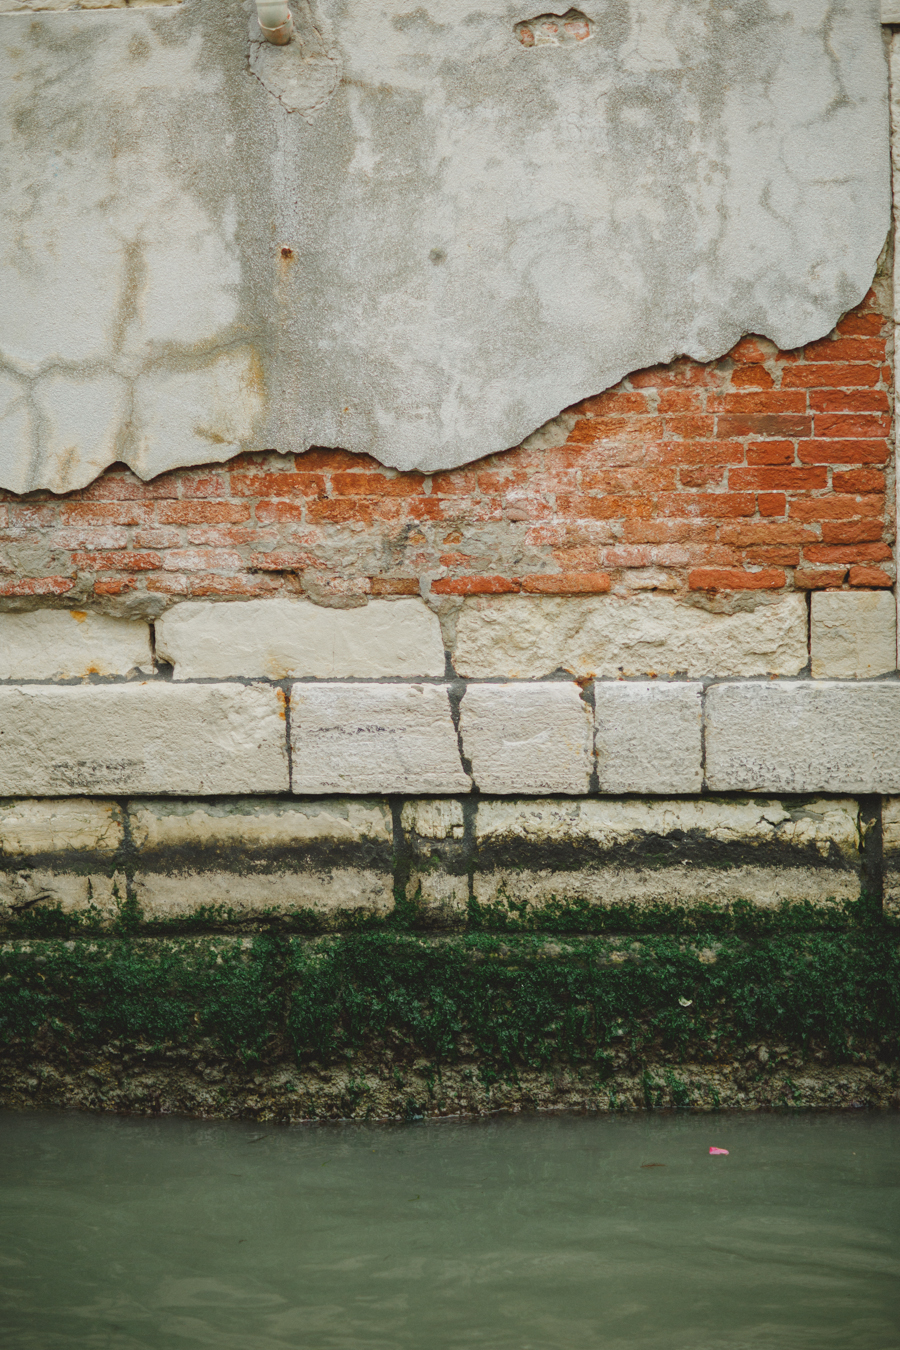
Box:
left=0, top=292, right=892, bottom=608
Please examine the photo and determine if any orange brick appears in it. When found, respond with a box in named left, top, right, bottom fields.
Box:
left=729, top=467, right=827, bottom=492
left=709, top=391, right=806, bottom=414
left=814, top=413, right=892, bottom=439
left=803, top=543, right=893, bottom=563
left=369, top=577, right=421, bottom=596
left=794, top=568, right=848, bottom=589
left=431, top=576, right=520, bottom=595
left=781, top=362, right=882, bottom=389
left=758, top=494, right=787, bottom=517
left=833, top=469, right=885, bottom=494
left=746, top=441, right=795, bottom=466
left=521, top=571, right=611, bottom=594
left=848, top=566, right=894, bottom=587
left=834, top=311, right=886, bottom=337
left=797, top=440, right=889, bottom=465
left=330, top=472, right=426, bottom=497
left=93, top=578, right=136, bottom=595
left=718, top=522, right=817, bottom=545
left=0, top=576, right=74, bottom=596
left=658, top=493, right=755, bottom=518
left=820, top=520, right=886, bottom=544
left=716, top=413, right=811, bottom=438
left=803, top=337, right=886, bottom=362
left=808, top=389, right=889, bottom=413
left=72, top=551, right=161, bottom=571
left=729, top=365, right=775, bottom=389
left=230, top=472, right=327, bottom=498
left=789, top=496, right=883, bottom=522
left=689, top=568, right=785, bottom=591
left=157, top=502, right=252, bottom=525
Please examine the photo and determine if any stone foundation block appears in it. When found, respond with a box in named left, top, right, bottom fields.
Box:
left=0, top=797, right=126, bottom=923
left=594, top=682, right=702, bottom=793
left=400, top=798, right=469, bottom=922
left=131, top=798, right=394, bottom=920
left=156, top=598, right=445, bottom=680
left=0, top=684, right=289, bottom=795
left=0, top=610, right=151, bottom=680
left=452, top=594, right=807, bottom=679
left=291, top=684, right=470, bottom=794
left=472, top=797, right=861, bottom=913
left=810, top=591, right=896, bottom=678
left=459, top=683, right=592, bottom=794
left=881, top=797, right=900, bottom=918
left=705, top=681, right=900, bottom=793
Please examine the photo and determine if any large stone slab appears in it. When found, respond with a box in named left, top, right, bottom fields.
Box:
left=0, top=611, right=152, bottom=680
left=594, top=681, right=702, bottom=793
left=810, top=591, right=897, bottom=679
left=155, top=598, right=445, bottom=680
left=0, top=0, right=887, bottom=489
left=0, top=797, right=125, bottom=923
left=0, top=684, right=289, bottom=795
left=472, top=797, right=861, bottom=913
left=129, top=797, right=394, bottom=920
left=459, top=683, right=592, bottom=794
left=291, top=683, right=470, bottom=794
left=705, top=681, right=900, bottom=793
left=453, top=595, right=807, bottom=679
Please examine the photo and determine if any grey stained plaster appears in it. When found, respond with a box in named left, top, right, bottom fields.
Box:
left=0, top=0, right=889, bottom=492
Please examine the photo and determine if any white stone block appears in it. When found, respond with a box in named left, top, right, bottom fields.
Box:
left=810, top=591, right=896, bottom=678
left=0, top=684, right=289, bottom=795
left=155, top=597, right=445, bottom=680
left=0, top=798, right=123, bottom=855
left=453, top=594, right=807, bottom=679
left=594, top=682, right=703, bottom=793
left=705, top=681, right=900, bottom=793
left=132, top=869, right=394, bottom=920
left=129, top=797, right=391, bottom=852
left=0, top=610, right=152, bottom=680
left=459, top=683, right=592, bottom=794
left=291, top=684, right=470, bottom=794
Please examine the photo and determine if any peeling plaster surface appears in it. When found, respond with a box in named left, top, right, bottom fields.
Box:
left=0, top=0, right=889, bottom=491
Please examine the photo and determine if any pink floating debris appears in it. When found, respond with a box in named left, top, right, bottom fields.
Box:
left=709, top=1147, right=729, bottom=1155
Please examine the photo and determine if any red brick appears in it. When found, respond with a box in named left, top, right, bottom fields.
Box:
left=848, top=566, right=894, bottom=588
left=521, top=571, right=611, bottom=594
left=746, top=441, right=795, bottom=466
left=572, top=391, right=650, bottom=415
left=77, top=472, right=180, bottom=501
left=369, top=577, right=421, bottom=596
left=833, top=469, right=885, bottom=494
left=658, top=441, right=745, bottom=466
left=658, top=493, right=756, bottom=518
left=729, top=467, right=827, bottom=492
left=655, top=390, right=704, bottom=412
left=60, top=503, right=154, bottom=526
left=306, top=501, right=376, bottom=525
left=250, top=551, right=320, bottom=570
left=781, top=362, right=882, bottom=389
left=155, top=502, right=251, bottom=525
left=730, top=337, right=776, bottom=364
left=72, top=551, right=161, bottom=571
left=93, top=578, right=137, bottom=595
left=719, top=522, right=816, bottom=545
left=790, top=496, right=883, bottom=522
left=662, top=415, right=717, bottom=439
left=0, top=576, right=74, bottom=596
left=803, top=543, right=893, bottom=563
left=330, top=472, right=426, bottom=497
left=808, top=389, right=889, bottom=413
left=730, top=365, right=775, bottom=389
left=797, top=440, right=889, bottom=465
left=716, top=414, right=811, bottom=438
left=794, top=568, right=848, bottom=589
left=834, top=311, right=886, bottom=337
left=566, top=415, right=666, bottom=444
left=803, top=337, right=886, bottom=362
left=188, top=576, right=282, bottom=596
left=740, top=546, right=801, bottom=566
left=181, top=474, right=229, bottom=498
left=556, top=495, right=654, bottom=520
left=161, top=550, right=243, bottom=573
left=689, top=568, right=786, bottom=591
left=230, top=472, right=327, bottom=498
left=814, top=413, right=892, bottom=439
left=709, top=391, right=806, bottom=414
left=430, top=576, right=521, bottom=595
left=256, top=501, right=306, bottom=524
left=820, top=519, right=886, bottom=544
left=51, top=527, right=129, bottom=550
left=678, top=467, right=726, bottom=489
left=758, top=494, right=787, bottom=517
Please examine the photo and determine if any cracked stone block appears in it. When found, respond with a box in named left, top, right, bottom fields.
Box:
left=0, top=610, right=152, bottom=680
left=472, top=796, right=861, bottom=913
left=705, top=681, right=900, bottom=793
left=130, top=796, right=393, bottom=920
left=291, top=683, right=470, bottom=794
left=810, top=591, right=896, bottom=678
left=452, top=594, right=807, bottom=679
left=594, top=681, right=702, bottom=793
left=459, top=683, right=593, bottom=794
left=0, top=683, right=289, bottom=795
left=156, top=597, right=445, bottom=680
left=400, top=798, right=468, bottom=922
left=0, top=797, right=125, bottom=923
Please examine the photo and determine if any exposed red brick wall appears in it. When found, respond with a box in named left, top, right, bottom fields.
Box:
left=0, top=291, right=892, bottom=608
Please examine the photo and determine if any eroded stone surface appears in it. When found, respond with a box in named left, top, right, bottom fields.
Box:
left=880, top=796, right=900, bottom=918
left=0, top=684, right=289, bottom=795
left=0, top=0, right=887, bottom=488
left=0, top=798, right=123, bottom=855
left=0, top=611, right=152, bottom=680
left=705, top=681, right=900, bottom=793
left=291, top=683, right=470, bottom=794
left=459, top=683, right=593, bottom=794
left=810, top=590, right=897, bottom=678
left=155, top=598, right=445, bottom=680
left=594, top=681, right=702, bottom=793
left=452, top=595, right=807, bottom=679
left=0, top=797, right=126, bottom=922
left=473, top=796, right=861, bottom=911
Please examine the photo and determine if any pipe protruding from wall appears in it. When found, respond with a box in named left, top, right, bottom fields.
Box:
left=255, top=0, right=293, bottom=44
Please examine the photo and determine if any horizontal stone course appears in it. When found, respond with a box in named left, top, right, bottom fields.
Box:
left=0, top=683, right=289, bottom=796
left=705, top=681, right=900, bottom=793
left=155, top=598, right=446, bottom=680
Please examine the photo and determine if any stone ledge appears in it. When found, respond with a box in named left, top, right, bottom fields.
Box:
left=155, top=598, right=445, bottom=680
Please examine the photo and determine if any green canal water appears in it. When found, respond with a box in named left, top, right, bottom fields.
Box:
left=0, top=1110, right=897, bottom=1349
